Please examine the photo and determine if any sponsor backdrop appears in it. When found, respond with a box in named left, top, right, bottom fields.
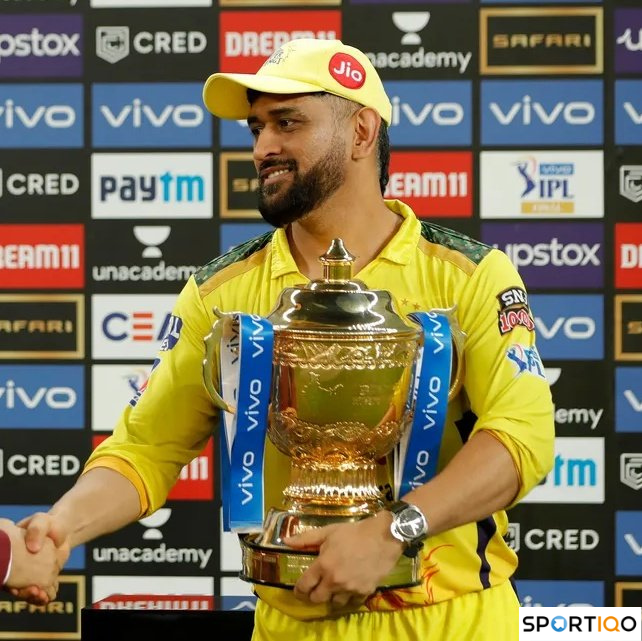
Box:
left=0, top=0, right=641, bottom=636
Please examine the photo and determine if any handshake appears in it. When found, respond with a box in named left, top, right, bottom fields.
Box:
left=0, top=513, right=70, bottom=605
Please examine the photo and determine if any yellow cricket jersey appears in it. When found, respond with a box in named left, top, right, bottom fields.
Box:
left=85, top=200, right=554, bottom=620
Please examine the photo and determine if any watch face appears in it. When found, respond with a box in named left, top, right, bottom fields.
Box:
left=397, top=507, right=427, bottom=540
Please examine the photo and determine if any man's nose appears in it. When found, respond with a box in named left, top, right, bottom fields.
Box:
left=253, top=126, right=283, bottom=163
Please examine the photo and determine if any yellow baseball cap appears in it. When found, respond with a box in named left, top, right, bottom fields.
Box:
left=202, top=38, right=392, bottom=125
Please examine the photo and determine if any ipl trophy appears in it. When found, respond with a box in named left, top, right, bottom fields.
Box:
left=203, top=239, right=462, bottom=589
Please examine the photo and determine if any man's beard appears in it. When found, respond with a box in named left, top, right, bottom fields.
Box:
left=257, top=140, right=346, bottom=228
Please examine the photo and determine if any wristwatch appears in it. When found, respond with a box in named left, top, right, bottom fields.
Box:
left=388, top=500, right=429, bottom=558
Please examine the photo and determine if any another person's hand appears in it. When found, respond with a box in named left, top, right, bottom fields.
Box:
left=0, top=517, right=69, bottom=605
left=8, top=512, right=71, bottom=605
left=284, top=512, right=404, bottom=608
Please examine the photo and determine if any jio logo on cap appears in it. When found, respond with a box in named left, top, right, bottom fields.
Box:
left=329, top=53, right=366, bottom=90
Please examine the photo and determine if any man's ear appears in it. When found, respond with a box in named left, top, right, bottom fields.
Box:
left=352, top=107, right=380, bottom=161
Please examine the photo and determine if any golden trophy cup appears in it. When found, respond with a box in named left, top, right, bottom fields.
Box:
left=203, top=239, right=462, bottom=589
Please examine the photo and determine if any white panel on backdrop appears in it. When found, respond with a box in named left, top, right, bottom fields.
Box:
left=220, top=577, right=255, bottom=598
left=92, top=575, right=214, bottom=601
left=92, top=364, right=153, bottom=431
left=480, top=150, right=604, bottom=219
left=91, top=153, right=213, bottom=219
left=92, top=294, right=177, bottom=360
left=522, top=437, right=604, bottom=504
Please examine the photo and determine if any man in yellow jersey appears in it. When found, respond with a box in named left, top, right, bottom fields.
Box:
left=16, top=39, right=554, bottom=640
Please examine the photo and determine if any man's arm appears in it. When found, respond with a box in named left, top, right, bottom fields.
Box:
left=22, top=467, right=142, bottom=551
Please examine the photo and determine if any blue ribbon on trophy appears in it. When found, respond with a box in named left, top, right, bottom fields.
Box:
left=216, top=313, right=274, bottom=532
left=395, top=311, right=452, bottom=499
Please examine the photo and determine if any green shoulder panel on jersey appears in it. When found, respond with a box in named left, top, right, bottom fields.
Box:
left=194, top=231, right=275, bottom=288
left=419, top=221, right=492, bottom=266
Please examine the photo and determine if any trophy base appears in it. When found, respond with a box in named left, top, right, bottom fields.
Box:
left=239, top=532, right=421, bottom=590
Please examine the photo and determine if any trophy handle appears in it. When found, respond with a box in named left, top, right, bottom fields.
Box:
left=202, top=308, right=236, bottom=414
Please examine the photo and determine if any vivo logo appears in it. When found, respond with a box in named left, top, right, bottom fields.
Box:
left=482, top=80, right=603, bottom=146
left=100, top=100, right=203, bottom=128
left=624, top=101, right=642, bottom=125
left=0, top=381, right=76, bottom=409
left=92, top=84, right=210, bottom=148
left=490, top=96, right=594, bottom=126
left=529, top=295, right=602, bottom=360
left=535, top=317, right=595, bottom=340
left=391, top=96, right=463, bottom=126
left=0, top=100, right=75, bottom=128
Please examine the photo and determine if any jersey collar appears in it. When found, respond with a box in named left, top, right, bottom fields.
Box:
left=270, top=199, right=420, bottom=279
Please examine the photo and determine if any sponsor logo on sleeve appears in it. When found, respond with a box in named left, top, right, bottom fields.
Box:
left=497, top=287, right=534, bottom=335
left=506, top=343, right=545, bottom=380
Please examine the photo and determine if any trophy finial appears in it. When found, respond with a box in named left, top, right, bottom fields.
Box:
left=319, top=238, right=355, bottom=282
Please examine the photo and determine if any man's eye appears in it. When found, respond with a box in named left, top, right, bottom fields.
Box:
left=249, top=127, right=262, bottom=138
left=279, top=119, right=294, bottom=128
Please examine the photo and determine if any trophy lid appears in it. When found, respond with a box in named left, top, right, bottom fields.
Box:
left=268, top=238, right=418, bottom=336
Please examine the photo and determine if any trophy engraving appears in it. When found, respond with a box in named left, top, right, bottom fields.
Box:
left=203, top=239, right=463, bottom=589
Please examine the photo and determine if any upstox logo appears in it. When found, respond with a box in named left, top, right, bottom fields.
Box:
left=0, top=84, right=83, bottom=148
left=92, top=83, right=211, bottom=148
left=91, top=153, right=212, bottom=219
left=522, top=437, right=604, bottom=504
left=482, top=79, right=603, bottom=146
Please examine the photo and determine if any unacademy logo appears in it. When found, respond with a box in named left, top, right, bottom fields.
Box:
left=392, top=11, right=430, bottom=46
left=91, top=508, right=213, bottom=569
left=134, top=226, right=170, bottom=258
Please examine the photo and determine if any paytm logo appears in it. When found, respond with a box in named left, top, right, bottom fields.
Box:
left=616, top=511, right=642, bottom=576
left=516, top=580, right=604, bottom=607
left=92, top=294, right=176, bottom=359
left=0, top=83, right=82, bottom=148
left=616, top=80, right=642, bottom=145
left=616, top=367, right=642, bottom=433
left=481, top=79, right=603, bottom=146
left=523, top=437, right=604, bottom=503
left=0, top=365, right=83, bottom=429
left=384, top=80, right=471, bottom=147
left=530, top=294, right=603, bottom=360
left=92, top=83, right=210, bottom=148
left=0, top=505, right=84, bottom=569
left=91, top=153, right=212, bottom=219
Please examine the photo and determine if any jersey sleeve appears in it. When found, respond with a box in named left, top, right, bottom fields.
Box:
left=84, top=276, right=218, bottom=516
left=455, top=249, right=555, bottom=505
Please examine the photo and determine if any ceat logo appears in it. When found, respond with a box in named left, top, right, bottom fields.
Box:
left=329, top=53, right=365, bottom=89
left=219, top=11, right=341, bottom=72
left=92, top=435, right=213, bottom=500
left=384, top=151, right=472, bottom=217
left=0, top=224, right=84, bottom=289
left=616, top=223, right=642, bottom=289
